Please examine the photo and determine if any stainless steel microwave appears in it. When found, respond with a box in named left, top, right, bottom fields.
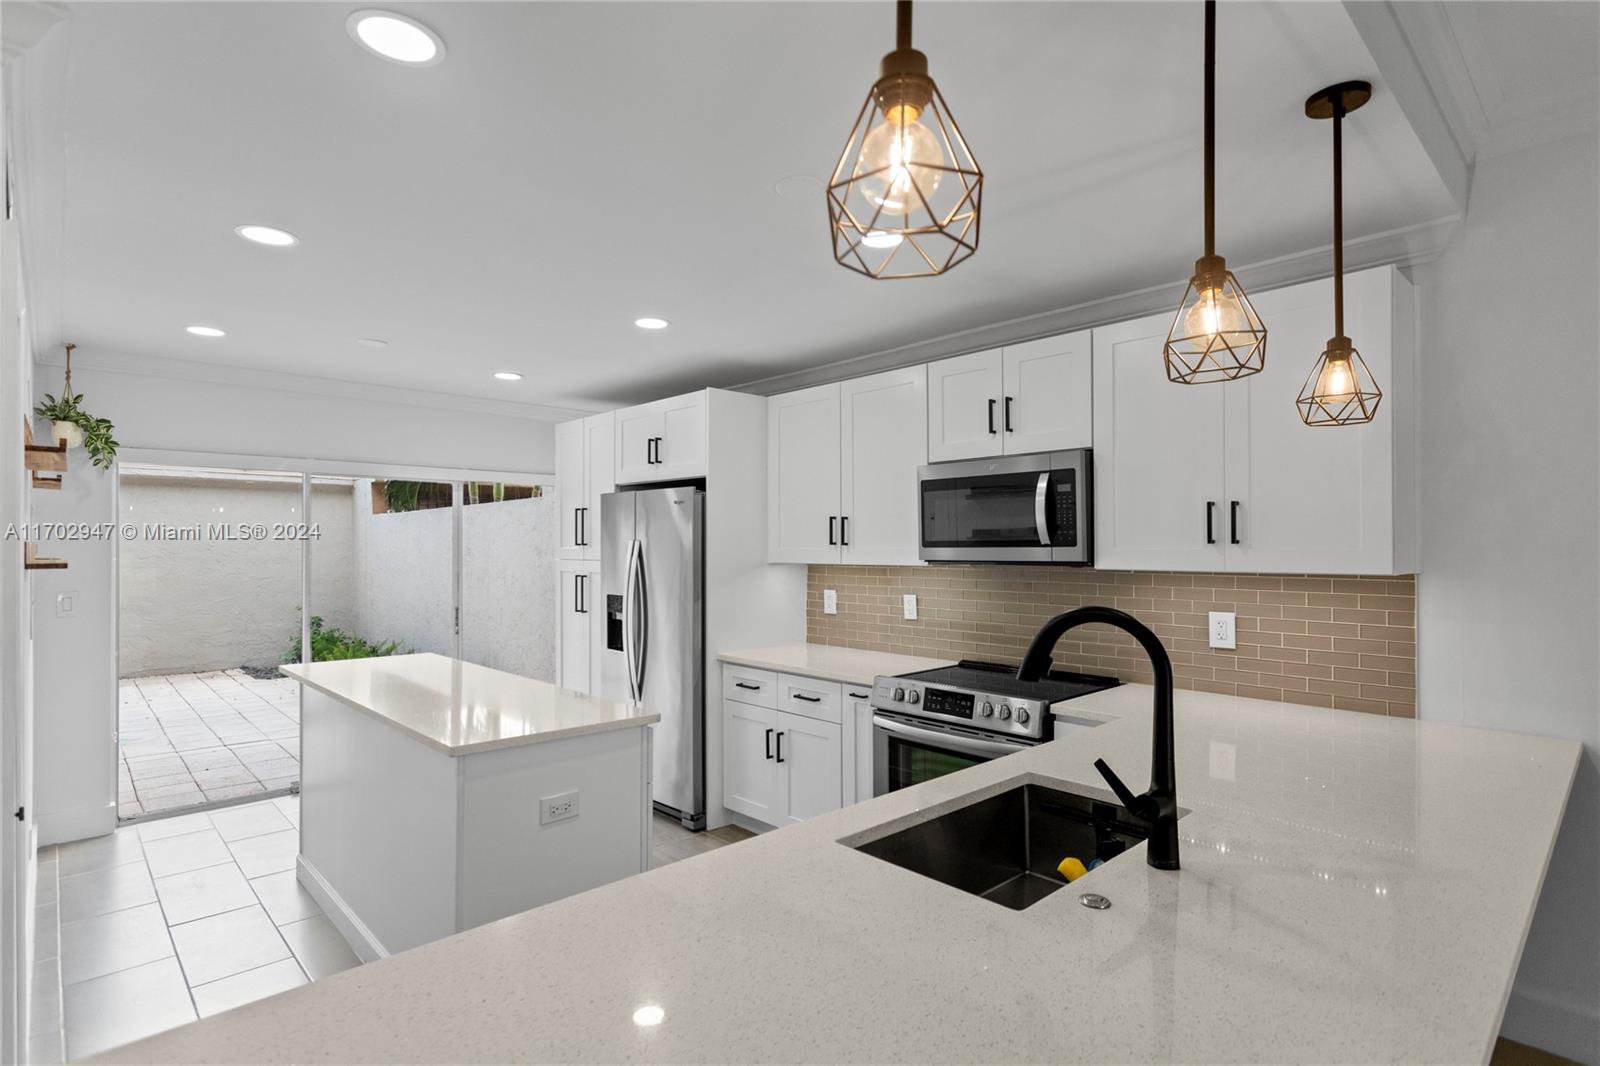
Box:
left=918, top=449, right=1092, bottom=564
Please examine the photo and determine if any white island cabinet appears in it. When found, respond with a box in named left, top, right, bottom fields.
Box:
left=281, top=653, right=658, bottom=959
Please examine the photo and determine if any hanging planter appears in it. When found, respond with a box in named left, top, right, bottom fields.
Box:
left=33, top=344, right=120, bottom=468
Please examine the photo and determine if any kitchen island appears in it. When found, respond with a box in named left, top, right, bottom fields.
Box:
left=97, top=681, right=1578, bottom=1064
left=278, top=653, right=658, bottom=960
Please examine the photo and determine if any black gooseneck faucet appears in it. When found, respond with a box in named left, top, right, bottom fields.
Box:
left=1016, top=606, right=1179, bottom=870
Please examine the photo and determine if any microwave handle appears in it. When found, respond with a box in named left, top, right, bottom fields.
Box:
left=1034, top=472, right=1051, bottom=547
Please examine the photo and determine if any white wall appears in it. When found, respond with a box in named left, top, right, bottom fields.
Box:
left=461, top=496, right=557, bottom=682
left=351, top=490, right=455, bottom=657
left=1415, top=130, right=1600, bottom=1061
left=118, top=476, right=355, bottom=675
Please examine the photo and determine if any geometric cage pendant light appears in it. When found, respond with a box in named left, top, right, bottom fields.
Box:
left=1164, top=0, right=1266, bottom=384
left=1297, top=80, right=1383, bottom=426
left=826, top=0, right=983, bottom=279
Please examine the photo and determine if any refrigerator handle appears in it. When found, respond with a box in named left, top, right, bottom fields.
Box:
left=633, top=540, right=649, bottom=695
left=623, top=538, right=642, bottom=702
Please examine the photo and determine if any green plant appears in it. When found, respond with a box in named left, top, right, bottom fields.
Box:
left=384, top=479, right=422, bottom=513
left=34, top=392, right=119, bottom=469
left=284, top=615, right=405, bottom=663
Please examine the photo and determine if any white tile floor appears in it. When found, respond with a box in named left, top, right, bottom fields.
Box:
left=119, top=671, right=301, bottom=819
left=34, top=795, right=361, bottom=1062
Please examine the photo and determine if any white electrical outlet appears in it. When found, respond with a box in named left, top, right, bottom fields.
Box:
left=902, top=594, right=918, bottom=620
left=540, top=790, right=579, bottom=825
left=823, top=589, right=838, bottom=615
left=1208, top=611, right=1236, bottom=650
left=55, top=592, right=77, bottom=618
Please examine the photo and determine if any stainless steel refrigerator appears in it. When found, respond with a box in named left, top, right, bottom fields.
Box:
left=600, top=486, right=705, bottom=829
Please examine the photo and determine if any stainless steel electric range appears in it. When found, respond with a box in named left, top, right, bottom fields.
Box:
left=869, top=660, right=1118, bottom=796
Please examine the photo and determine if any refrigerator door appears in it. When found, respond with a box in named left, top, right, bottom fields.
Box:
left=635, top=486, right=705, bottom=826
left=599, top=492, right=636, bottom=706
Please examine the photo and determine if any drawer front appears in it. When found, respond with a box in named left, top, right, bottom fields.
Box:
left=722, top=664, right=778, bottom=709
left=777, top=673, right=843, bottom=725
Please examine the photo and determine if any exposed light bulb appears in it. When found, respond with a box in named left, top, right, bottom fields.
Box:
left=1183, top=286, right=1251, bottom=344
left=1316, top=354, right=1355, bottom=402
left=856, top=108, right=943, bottom=214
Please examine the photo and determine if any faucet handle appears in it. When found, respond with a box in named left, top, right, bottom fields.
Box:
left=1095, top=758, right=1155, bottom=821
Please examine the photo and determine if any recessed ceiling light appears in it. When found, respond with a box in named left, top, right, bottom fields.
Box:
left=634, top=317, right=669, bottom=330
left=235, top=224, right=298, bottom=247
left=186, top=325, right=226, bottom=337
left=494, top=371, right=523, bottom=381
left=358, top=338, right=389, bottom=349
left=347, top=10, right=445, bottom=66
left=861, top=230, right=903, bottom=249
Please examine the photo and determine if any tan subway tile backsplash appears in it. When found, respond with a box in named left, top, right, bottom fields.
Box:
left=806, top=565, right=1417, bottom=717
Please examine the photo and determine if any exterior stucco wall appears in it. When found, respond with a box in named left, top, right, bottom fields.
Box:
left=461, top=495, right=556, bottom=682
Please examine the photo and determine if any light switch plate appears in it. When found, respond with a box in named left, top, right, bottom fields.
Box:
left=823, top=589, right=838, bottom=615
left=1208, top=611, right=1236, bottom=650
left=540, top=790, right=579, bottom=825
left=55, top=591, right=77, bottom=618
left=902, top=594, right=917, bottom=620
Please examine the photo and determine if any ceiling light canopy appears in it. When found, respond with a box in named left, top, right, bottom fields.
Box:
left=1164, top=0, right=1266, bottom=384
left=826, top=0, right=982, bottom=279
left=634, top=317, right=669, bottom=330
left=347, top=10, right=445, bottom=66
left=494, top=371, right=523, bottom=381
left=186, top=325, right=225, bottom=337
left=1297, top=81, right=1382, bottom=427
left=234, top=224, right=298, bottom=247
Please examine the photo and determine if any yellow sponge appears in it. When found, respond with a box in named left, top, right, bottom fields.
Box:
left=1057, top=857, right=1088, bottom=882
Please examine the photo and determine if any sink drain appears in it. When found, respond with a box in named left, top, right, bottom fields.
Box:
left=1078, top=893, right=1111, bottom=910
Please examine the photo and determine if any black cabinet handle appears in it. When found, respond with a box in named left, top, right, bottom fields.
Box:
left=765, top=728, right=774, bottom=760
left=775, top=732, right=785, bottom=763
left=828, top=516, right=837, bottom=546
left=848, top=691, right=870, bottom=699
left=573, top=507, right=581, bottom=545
left=578, top=507, right=587, bottom=546
left=987, top=398, right=997, bottom=434
left=735, top=681, right=761, bottom=691
left=1230, top=501, right=1241, bottom=545
left=1004, top=396, right=1014, bottom=432
left=1205, top=501, right=1216, bottom=545
left=840, top=515, right=849, bottom=546
left=573, top=573, right=583, bottom=614
left=792, top=693, right=822, bottom=703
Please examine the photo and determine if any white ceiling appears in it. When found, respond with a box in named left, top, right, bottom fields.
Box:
left=16, top=1, right=1465, bottom=412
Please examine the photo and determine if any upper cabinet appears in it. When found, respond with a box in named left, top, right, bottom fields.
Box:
left=926, top=332, right=1092, bottom=462
left=768, top=366, right=927, bottom=566
left=616, top=390, right=707, bottom=484
left=556, top=411, right=615, bottom=561
left=1093, top=265, right=1416, bottom=575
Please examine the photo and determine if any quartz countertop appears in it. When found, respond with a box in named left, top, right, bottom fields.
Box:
left=98, top=685, right=1580, bottom=1064
left=718, top=643, right=956, bottom=687
left=279, top=653, right=658, bottom=756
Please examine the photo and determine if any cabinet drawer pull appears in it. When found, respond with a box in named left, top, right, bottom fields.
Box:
left=987, top=398, right=997, bottom=434
left=791, top=693, right=822, bottom=703
left=1230, top=501, right=1241, bottom=545
left=1205, top=501, right=1216, bottom=545
left=848, top=691, right=870, bottom=699
left=1004, top=396, right=1014, bottom=432
left=765, top=728, right=774, bottom=760
left=775, top=731, right=785, bottom=763
left=734, top=681, right=762, bottom=691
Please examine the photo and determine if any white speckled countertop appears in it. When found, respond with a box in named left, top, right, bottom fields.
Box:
left=280, top=653, right=658, bottom=756
left=718, top=643, right=956, bottom=686
left=98, top=684, right=1580, bottom=1064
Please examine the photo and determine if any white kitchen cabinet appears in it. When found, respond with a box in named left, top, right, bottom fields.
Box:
left=927, top=335, right=1091, bottom=461
left=843, top=688, right=876, bottom=806
left=773, top=710, right=842, bottom=824
left=722, top=669, right=844, bottom=826
left=615, top=390, right=707, bottom=484
left=555, top=412, right=614, bottom=561
left=557, top=562, right=602, bottom=694
left=1092, top=265, right=1416, bottom=574
left=767, top=366, right=926, bottom=566
left=721, top=699, right=779, bottom=823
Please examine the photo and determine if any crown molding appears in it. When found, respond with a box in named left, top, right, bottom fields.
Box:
left=733, top=216, right=1460, bottom=397
left=32, top=346, right=598, bottom=424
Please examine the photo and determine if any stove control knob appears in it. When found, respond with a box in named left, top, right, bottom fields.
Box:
left=1015, top=706, right=1032, bottom=725
left=892, top=687, right=906, bottom=702
left=980, top=701, right=994, bottom=718
left=906, top=689, right=921, bottom=705
left=999, top=704, right=1012, bottom=721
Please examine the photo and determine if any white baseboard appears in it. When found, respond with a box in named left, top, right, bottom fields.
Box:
left=1501, top=984, right=1600, bottom=1065
left=296, top=855, right=388, bottom=964
left=37, top=801, right=115, bottom=847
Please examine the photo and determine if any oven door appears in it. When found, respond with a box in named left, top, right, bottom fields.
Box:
left=872, top=714, right=1034, bottom=797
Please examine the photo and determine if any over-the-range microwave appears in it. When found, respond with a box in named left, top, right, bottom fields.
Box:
left=918, top=448, right=1092, bottom=564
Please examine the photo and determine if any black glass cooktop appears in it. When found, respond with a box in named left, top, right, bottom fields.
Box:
left=899, top=660, right=1119, bottom=704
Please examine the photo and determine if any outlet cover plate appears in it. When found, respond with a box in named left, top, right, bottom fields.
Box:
left=1208, top=611, right=1236, bottom=650
left=902, top=594, right=917, bottom=620
left=540, top=790, right=579, bottom=825
left=823, top=589, right=838, bottom=615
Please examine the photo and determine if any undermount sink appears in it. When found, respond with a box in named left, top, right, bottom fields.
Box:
left=851, top=780, right=1153, bottom=910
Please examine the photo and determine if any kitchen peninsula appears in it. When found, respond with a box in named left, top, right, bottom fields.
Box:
left=97, top=683, right=1578, bottom=1064
left=279, top=653, right=658, bottom=959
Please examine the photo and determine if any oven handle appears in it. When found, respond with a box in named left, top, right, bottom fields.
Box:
left=872, top=715, right=1033, bottom=759
left=1034, top=472, right=1051, bottom=547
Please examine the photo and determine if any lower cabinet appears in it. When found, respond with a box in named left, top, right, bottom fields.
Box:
left=557, top=562, right=602, bottom=695
left=721, top=668, right=844, bottom=826
left=844, top=689, right=875, bottom=806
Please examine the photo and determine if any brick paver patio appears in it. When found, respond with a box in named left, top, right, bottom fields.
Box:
left=118, top=670, right=300, bottom=819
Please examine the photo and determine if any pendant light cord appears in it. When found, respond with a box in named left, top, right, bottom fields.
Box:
left=63, top=343, right=74, bottom=395
left=896, top=0, right=912, bottom=50
left=1332, top=98, right=1344, bottom=339
left=1203, top=0, right=1215, bottom=259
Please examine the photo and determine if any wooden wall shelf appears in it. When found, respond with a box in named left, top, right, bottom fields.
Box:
left=23, top=544, right=67, bottom=571
left=31, top=473, right=63, bottom=490
left=23, top=421, right=68, bottom=474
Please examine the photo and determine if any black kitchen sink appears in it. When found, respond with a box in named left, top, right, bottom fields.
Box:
left=851, top=781, right=1152, bottom=910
